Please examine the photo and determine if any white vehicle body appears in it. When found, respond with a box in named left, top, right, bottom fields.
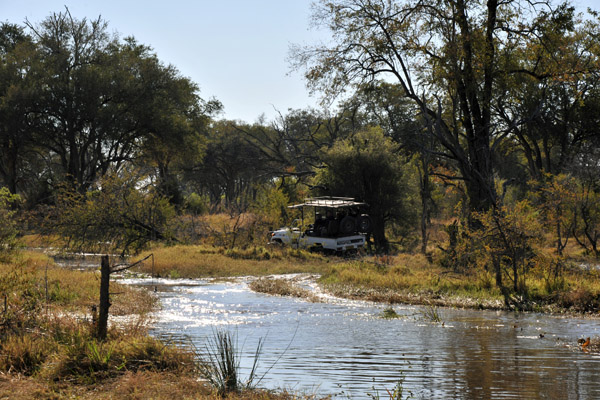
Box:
left=270, top=222, right=366, bottom=252
left=269, top=197, right=372, bottom=252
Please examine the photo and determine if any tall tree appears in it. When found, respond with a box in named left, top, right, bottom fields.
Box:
left=26, top=10, right=121, bottom=191
left=341, top=83, right=436, bottom=253
left=189, top=121, right=266, bottom=211
left=131, top=41, right=221, bottom=205
left=19, top=10, right=214, bottom=197
left=237, top=108, right=356, bottom=187
left=292, top=0, right=581, bottom=213
left=0, top=23, right=37, bottom=194
left=315, top=127, right=412, bottom=251
left=496, top=4, right=600, bottom=181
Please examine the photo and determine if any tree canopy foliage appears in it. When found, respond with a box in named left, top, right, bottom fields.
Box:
left=315, top=127, right=414, bottom=250
left=0, top=10, right=218, bottom=205
left=52, top=170, right=176, bottom=256
left=292, top=0, right=600, bottom=213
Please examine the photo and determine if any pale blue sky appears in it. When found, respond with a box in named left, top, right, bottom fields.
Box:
left=1, top=0, right=327, bottom=123
left=1, top=0, right=598, bottom=123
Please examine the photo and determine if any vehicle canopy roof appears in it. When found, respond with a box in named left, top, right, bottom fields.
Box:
left=288, top=196, right=366, bottom=209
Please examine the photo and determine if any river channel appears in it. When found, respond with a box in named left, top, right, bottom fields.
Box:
left=115, top=274, right=600, bottom=399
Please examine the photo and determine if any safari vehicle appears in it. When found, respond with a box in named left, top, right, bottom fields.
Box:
left=269, top=197, right=373, bottom=252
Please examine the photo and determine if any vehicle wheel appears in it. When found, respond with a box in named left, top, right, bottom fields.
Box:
left=309, top=244, right=324, bottom=253
left=340, top=216, right=357, bottom=234
left=357, top=215, right=373, bottom=233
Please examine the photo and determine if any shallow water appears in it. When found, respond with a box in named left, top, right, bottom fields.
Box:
left=121, top=275, right=600, bottom=399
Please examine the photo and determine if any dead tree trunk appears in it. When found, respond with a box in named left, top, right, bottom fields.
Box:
left=95, top=253, right=154, bottom=340
left=97, top=255, right=111, bottom=340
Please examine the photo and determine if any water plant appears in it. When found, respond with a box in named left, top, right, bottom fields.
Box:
left=249, top=277, right=317, bottom=301
left=380, top=307, right=402, bottom=319
left=420, top=304, right=442, bottom=323
left=367, top=378, right=413, bottom=400
left=196, top=329, right=264, bottom=396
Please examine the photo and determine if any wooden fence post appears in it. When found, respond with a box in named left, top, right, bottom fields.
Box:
left=97, top=255, right=110, bottom=340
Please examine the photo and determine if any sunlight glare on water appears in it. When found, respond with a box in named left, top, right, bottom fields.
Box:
left=122, top=276, right=600, bottom=399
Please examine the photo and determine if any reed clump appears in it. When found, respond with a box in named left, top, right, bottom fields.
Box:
left=249, top=277, right=318, bottom=301
left=196, top=330, right=264, bottom=396
left=420, top=304, right=443, bottom=323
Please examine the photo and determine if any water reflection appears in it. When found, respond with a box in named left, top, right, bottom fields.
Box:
left=122, top=276, right=600, bottom=399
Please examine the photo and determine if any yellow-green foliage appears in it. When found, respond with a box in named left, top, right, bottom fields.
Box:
left=133, top=245, right=330, bottom=278
left=0, top=187, right=21, bottom=262
left=250, top=184, right=290, bottom=228
left=195, top=213, right=266, bottom=248
left=320, top=253, right=504, bottom=300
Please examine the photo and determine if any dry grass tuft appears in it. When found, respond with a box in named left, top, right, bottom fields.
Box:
left=249, top=278, right=318, bottom=302
left=45, top=333, right=196, bottom=384
left=0, top=370, right=210, bottom=399
left=132, top=245, right=331, bottom=279
left=0, top=334, right=55, bottom=376
left=0, top=370, right=311, bottom=399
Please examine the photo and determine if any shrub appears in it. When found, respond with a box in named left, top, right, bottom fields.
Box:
left=0, top=187, right=21, bottom=262
left=559, top=288, right=599, bottom=313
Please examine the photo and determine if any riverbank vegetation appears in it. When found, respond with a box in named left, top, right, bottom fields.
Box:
left=130, top=242, right=600, bottom=314
left=0, top=252, right=308, bottom=399
left=0, top=252, right=198, bottom=398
